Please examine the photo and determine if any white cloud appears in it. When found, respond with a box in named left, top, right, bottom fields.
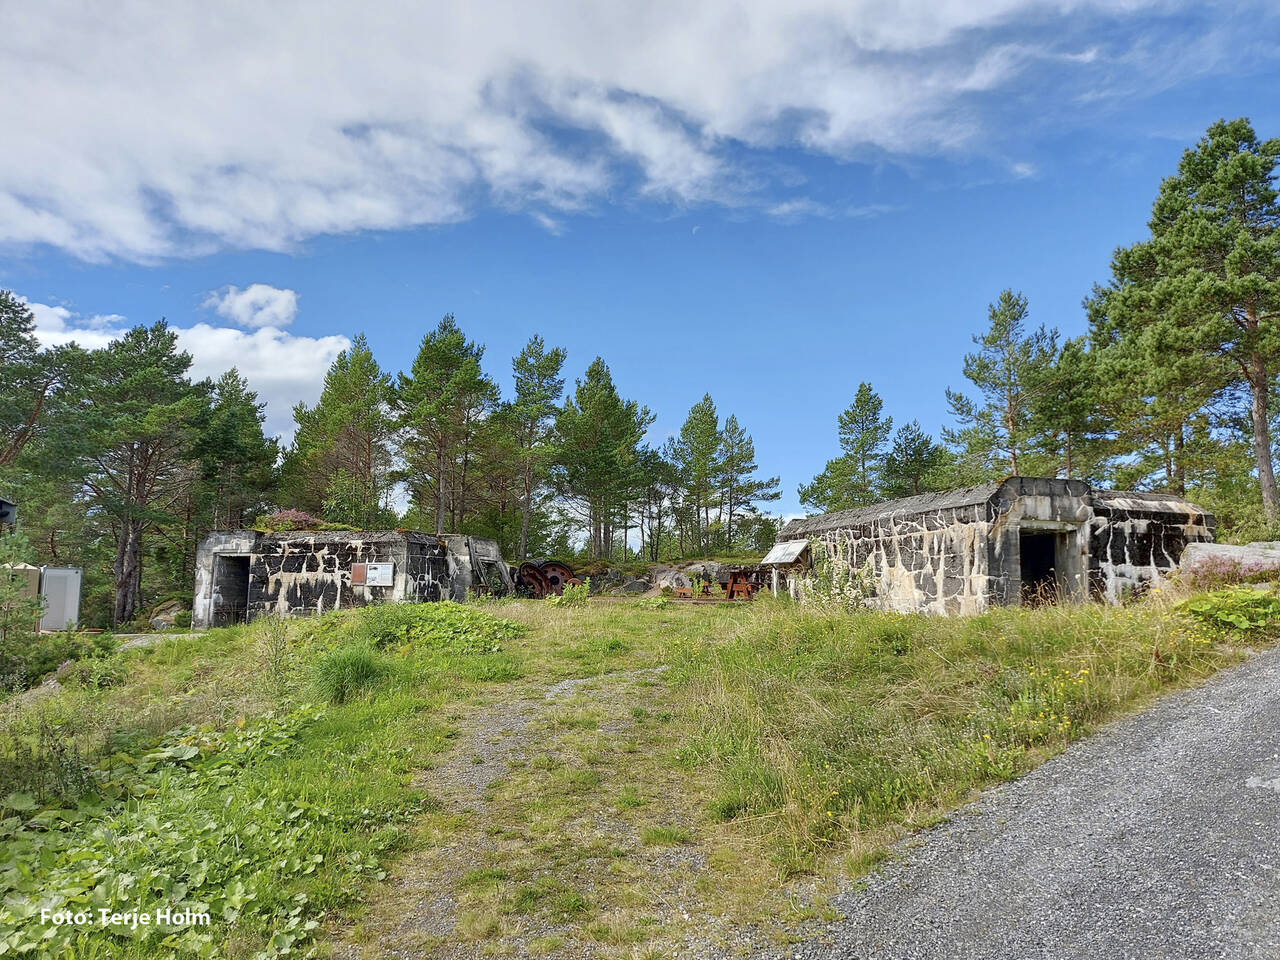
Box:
left=203, top=284, right=299, bottom=329
left=22, top=297, right=346, bottom=437
left=0, top=1, right=1258, bottom=260
left=178, top=324, right=349, bottom=436
left=767, top=198, right=831, bottom=220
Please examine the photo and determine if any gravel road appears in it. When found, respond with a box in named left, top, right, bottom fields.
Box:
left=799, top=646, right=1280, bottom=960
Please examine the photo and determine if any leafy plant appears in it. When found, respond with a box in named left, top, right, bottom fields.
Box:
left=257, top=614, right=292, bottom=688
left=252, top=509, right=321, bottom=531
left=1179, top=587, right=1280, bottom=638
left=797, top=537, right=874, bottom=610
left=0, top=708, right=417, bottom=958
left=307, top=602, right=523, bottom=654
left=547, top=579, right=590, bottom=608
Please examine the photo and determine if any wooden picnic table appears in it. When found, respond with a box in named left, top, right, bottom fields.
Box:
left=724, top=570, right=758, bottom=601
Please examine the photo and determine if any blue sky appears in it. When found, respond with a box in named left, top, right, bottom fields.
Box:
left=2, top=2, right=1278, bottom=518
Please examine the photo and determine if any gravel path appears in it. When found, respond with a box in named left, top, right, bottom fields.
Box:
left=797, top=646, right=1280, bottom=960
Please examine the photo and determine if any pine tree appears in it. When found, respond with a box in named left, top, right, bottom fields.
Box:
left=880, top=421, right=948, bottom=498
left=0, top=290, right=77, bottom=470
left=1026, top=336, right=1108, bottom=480
left=670, top=394, right=722, bottom=554
left=553, top=359, right=652, bottom=558
left=944, top=290, right=1056, bottom=478
left=509, top=335, right=566, bottom=560
left=283, top=334, right=396, bottom=526
left=201, top=369, right=279, bottom=529
left=1090, top=118, right=1280, bottom=519
left=716, top=414, right=780, bottom=547
left=395, top=317, right=499, bottom=535
left=799, top=382, right=892, bottom=511
left=44, top=323, right=210, bottom=625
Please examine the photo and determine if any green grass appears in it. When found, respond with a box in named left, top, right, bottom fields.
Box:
left=670, top=593, right=1269, bottom=875
left=0, top=602, right=526, bottom=959
left=313, top=642, right=393, bottom=703
left=1, top=588, right=1274, bottom=959
left=639, top=825, right=692, bottom=846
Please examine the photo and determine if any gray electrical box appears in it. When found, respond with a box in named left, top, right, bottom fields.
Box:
left=39, top=566, right=82, bottom=632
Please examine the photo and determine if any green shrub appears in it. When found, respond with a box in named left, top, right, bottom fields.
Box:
left=1179, top=587, right=1280, bottom=639
left=0, top=708, right=416, bottom=958
left=54, top=654, right=127, bottom=689
left=0, top=532, right=41, bottom=679
left=0, top=713, right=95, bottom=809
left=547, top=579, right=590, bottom=608
left=306, top=602, right=522, bottom=655
left=314, top=643, right=391, bottom=703
left=2, top=630, right=117, bottom=691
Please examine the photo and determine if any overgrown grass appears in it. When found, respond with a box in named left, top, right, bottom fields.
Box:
left=2, top=589, right=1275, bottom=958
left=0, top=601, right=527, bottom=958
left=313, top=642, right=393, bottom=703
left=669, top=593, right=1274, bottom=876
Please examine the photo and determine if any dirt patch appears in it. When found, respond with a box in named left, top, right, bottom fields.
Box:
left=328, top=664, right=778, bottom=960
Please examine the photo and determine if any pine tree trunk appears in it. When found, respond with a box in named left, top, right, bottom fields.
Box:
left=1173, top=426, right=1186, bottom=497
left=519, top=462, right=532, bottom=563
left=435, top=446, right=446, bottom=536
left=113, top=520, right=143, bottom=626
left=1250, top=356, right=1280, bottom=522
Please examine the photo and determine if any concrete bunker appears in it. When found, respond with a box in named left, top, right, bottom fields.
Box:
left=192, top=529, right=514, bottom=629
left=772, top=477, right=1213, bottom=615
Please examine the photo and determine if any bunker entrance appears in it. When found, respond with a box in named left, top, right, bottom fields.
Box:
left=1019, top=532, right=1059, bottom=605
left=212, top=555, right=250, bottom=626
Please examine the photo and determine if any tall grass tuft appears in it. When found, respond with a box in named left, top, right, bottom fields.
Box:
left=670, top=593, right=1277, bottom=877
left=314, top=643, right=392, bottom=704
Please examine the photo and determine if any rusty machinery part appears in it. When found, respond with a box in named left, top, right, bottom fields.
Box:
left=515, top=562, right=552, bottom=599
left=538, top=561, right=576, bottom=596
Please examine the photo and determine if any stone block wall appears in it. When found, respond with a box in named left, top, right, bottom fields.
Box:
left=814, top=501, right=998, bottom=616
left=1088, top=491, right=1215, bottom=601
left=780, top=478, right=1213, bottom=616
left=193, top=530, right=452, bottom=628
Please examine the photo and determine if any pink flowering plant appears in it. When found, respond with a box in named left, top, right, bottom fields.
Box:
left=1180, top=554, right=1280, bottom=590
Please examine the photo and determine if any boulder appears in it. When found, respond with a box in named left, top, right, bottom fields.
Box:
left=682, top=561, right=722, bottom=582
left=622, top=579, right=650, bottom=593
left=148, top=598, right=186, bottom=630
left=1180, top=541, right=1280, bottom=584
left=1181, top=542, right=1280, bottom=565
left=654, top=570, right=691, bottom=591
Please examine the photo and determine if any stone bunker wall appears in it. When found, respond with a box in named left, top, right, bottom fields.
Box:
left=1088, top=492, right=1215, bottom=601
left=782, top=478, right=1213, bottom=615
left=812, top=501, right=997, bottom=616
left=245, top=531, right=448, bottom=619
left=193, top=530, right=450, bottom=627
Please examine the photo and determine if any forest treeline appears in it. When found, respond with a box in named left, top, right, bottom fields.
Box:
left=0, top=306, right=782, bottom=627
left=1, top=117, right=1278, bottom=628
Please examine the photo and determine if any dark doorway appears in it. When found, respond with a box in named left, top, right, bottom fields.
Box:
left=1020, top=532, right=1057, bottom=605
left=212, top=555, right=250, bottom=626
